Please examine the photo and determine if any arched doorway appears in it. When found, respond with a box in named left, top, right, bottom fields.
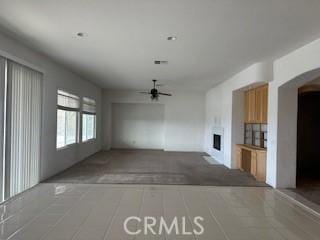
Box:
left=294, top=84, right=320, bottom=205
left=275, top=68, right=320, bottom=188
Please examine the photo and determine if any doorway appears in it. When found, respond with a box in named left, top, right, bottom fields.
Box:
left=0, top=58, right=42, bottom=202
left=295, top=89, right=320, bottom=205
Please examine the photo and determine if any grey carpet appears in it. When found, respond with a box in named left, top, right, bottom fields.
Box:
left=45, top=149, right=269, bottom=187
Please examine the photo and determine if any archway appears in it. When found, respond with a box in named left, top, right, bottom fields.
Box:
left=290, top=84, right=320, bottom=205
left=276, top=68, right=320, bottom=188
left=297, top=86, right=320, bottom=180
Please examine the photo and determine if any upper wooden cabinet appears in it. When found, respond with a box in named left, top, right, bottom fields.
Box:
left=255, top=85, right=268, bottom=123
left=245, top=89, right=256, bottom=123
left=245, top=84, right=268, bottom=123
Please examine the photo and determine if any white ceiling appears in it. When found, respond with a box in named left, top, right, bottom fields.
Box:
left=1, top=0, right=320, bottom=91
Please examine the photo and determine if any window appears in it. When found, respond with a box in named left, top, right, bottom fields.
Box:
left=82, top=97, right=96, bottom=141
left=56, top=90, right=80, bottom=148
left=82, top=114, right=96, bottom=141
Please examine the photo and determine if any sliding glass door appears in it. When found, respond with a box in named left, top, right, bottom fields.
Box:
left=0, top=59, right=42, bottom=201
left=0, top=57, right=6, bottom=202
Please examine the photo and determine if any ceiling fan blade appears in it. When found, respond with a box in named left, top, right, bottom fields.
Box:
left=140, top=92, right=151, bottom=94
left=159, top=92, right=172, bottom=96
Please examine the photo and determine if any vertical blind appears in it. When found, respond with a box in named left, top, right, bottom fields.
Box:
left=0, top=57, right=6, bottom=201
left=7, top=61, right=42, bottom=197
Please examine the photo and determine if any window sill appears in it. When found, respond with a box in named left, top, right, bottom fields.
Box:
left=56, top=143, right=78, bottom=151
left=56, top=138, right=96, bottom=151
left=81, top=138, right=96, bottom=144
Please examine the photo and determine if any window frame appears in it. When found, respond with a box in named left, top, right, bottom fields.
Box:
left=81, top=113, right=96, bottom=143
left=81, top=97, right=97, bottom=143
left=56, top=90, right=80, bottom=150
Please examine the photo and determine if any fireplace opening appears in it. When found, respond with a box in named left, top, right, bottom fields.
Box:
left=213, top=134, right=221, bottom=151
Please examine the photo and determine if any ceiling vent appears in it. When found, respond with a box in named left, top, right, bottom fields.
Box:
left=154, top=60, right=168, bottom=65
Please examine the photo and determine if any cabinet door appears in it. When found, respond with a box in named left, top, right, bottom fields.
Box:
left=255, top=87, right=263, bottom=123
left=245, top=89, right=256, bottom=123
left=255, top=85, right=268, bottom=123
left=256, top=152, right=267, bottom=181
left=261, top=85, right=268, bottom=123
left=245, top=91, right=250, bottom=123
left=250, top=151, right=257, bottom=176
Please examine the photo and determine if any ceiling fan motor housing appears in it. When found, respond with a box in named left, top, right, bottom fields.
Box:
left=140, top=80, right=171, bottom=100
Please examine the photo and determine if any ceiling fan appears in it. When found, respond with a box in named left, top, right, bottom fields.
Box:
left=140, top=79, right=172, bottom=100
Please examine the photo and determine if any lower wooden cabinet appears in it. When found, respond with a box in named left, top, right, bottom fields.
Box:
left=235, top=144, right=266, bottom=182
left=255, top=151, right=267, bottom=181
left=250, top=152, right=257, bottom=177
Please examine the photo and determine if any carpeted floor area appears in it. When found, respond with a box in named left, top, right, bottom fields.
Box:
left=45, top=149, right=269, bottom=186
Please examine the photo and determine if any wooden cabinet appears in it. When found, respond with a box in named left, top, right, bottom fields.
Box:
left=235, top=144, right=266, bottom=182
left=255, top=85, right=268, bottom=123
left=245, top=90, right=256, bottom=123
left=245, top=84, right=268, bottom=123
left=250, top=151, right=257, bottom=177
left=255, top=151, right=267, bottom=181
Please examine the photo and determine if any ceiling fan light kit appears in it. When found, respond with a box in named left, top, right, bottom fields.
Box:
left=140, top=79, right=172, bottom=101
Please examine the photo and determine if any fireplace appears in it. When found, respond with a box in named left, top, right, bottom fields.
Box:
left=213, top=134, right=221, bottom=151
left=211, top=126, right=224, bottom=163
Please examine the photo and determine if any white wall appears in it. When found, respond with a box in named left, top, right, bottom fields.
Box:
left=204, top=62, right=273, bottom=169
left=111, top=103, right=165, bottom=149
left=231, top=89, right=245, bottom=167
left=0, top=31, right=102, bottom=181
left=102, top=90, right=205, bottom=152
left=268, top=38, right=320, bottom=188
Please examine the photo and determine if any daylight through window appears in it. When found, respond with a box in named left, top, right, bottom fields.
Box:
left=82, top=97, right=96, bottom=141
left=56, top=90, right=80, bottom=148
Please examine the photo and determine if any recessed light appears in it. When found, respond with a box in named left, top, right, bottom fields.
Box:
left=77, top=32, right=87, bottom=37
left=154, top=60, right=168, bottom=65
left=167, top=36, right=177, bottom=41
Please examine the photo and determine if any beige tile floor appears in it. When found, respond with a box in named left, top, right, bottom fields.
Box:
left=0, top=184, right=319, bottom=240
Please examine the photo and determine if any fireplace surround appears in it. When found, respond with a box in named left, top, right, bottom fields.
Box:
left=211, top=127, right=224, bottom=163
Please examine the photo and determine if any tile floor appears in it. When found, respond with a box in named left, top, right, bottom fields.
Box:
left=293, top=178, right=320, bottom=205
left=277, top=178, right=320, bottom=216
left=0, top=184, right=319, bottom=239
left=278, top=188, right=320, bottom=218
